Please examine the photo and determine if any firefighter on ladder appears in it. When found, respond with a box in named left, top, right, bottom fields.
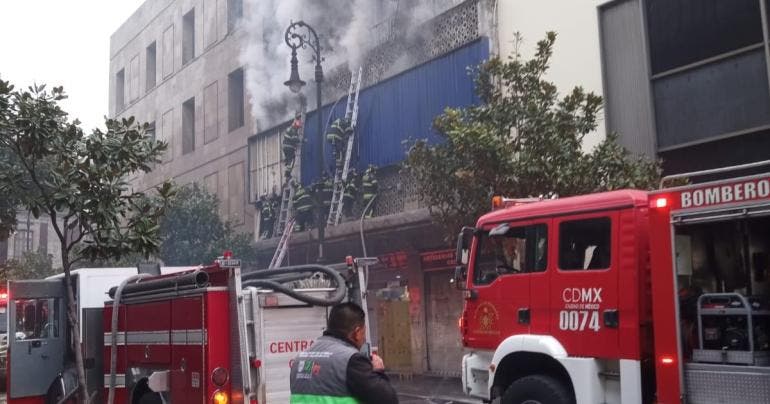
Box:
left=256, top=193, right=276, bottom=239
left=283, top=114, right=303, bottom=178
left=314, top=171, right=334, bottom=214
left=342, top=168, right=359, bottom=218
left=327, top=118, right=352, bottom=169
left=362, top=165, right=378, bottom=217
left=293, top=183, right=314, bottom=232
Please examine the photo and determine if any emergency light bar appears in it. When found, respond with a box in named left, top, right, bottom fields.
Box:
left=491, top=196, right=543, bottom=210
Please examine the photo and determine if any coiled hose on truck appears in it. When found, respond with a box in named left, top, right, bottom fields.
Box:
left=241, top=264, right=348, bottom=307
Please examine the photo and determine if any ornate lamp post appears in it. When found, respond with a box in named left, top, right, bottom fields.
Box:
left=284, top=20, right=326, bottom=263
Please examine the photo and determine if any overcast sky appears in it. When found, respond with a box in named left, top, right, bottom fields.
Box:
left=0, top=0, right=145, bottom=132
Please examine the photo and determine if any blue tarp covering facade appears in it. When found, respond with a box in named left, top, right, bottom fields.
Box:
left=300, top=37, right=489, bottom=184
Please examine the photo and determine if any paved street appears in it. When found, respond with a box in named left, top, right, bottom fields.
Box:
left=392, top=374, right=480, bottom=404
left=0, top=375, right=480, bottom=403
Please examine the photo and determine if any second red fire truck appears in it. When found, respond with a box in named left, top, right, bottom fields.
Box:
left=6, top=255, right=373, bottom=404
left=456, top=164, right=770, bottom=404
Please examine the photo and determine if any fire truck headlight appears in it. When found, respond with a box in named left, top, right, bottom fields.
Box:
left=213, top=390, right=229, bottom=404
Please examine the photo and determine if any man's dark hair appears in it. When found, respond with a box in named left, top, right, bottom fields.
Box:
left=328, top=302, right=365, bottom=334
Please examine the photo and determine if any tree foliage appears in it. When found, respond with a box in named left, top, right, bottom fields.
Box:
left=0, top=80, right=173, bottom=403
left=404, top=32, right=661, bottom=237
left=159, top=183, right=256, bottom=267
left=0, top=250, right=59, bottom=283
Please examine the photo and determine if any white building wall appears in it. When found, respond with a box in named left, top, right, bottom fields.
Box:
left=496, top=0, right=606, bottom=150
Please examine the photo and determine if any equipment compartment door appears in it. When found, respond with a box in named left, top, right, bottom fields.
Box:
left=549, top=212, right=620, bottom=358
left=8, top=279, right=66, bottom=398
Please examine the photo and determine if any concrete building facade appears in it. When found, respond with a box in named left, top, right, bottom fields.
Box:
left=0, top=212, right=63, bottom=269
left=110, top=0, right=609, bottom=377
left=599, top=0, right=770, bottom=176
left=110, top=0, right=254, bottom=229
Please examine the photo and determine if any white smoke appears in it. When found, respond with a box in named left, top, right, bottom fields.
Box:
left=239, top=0, right=467, bottom=130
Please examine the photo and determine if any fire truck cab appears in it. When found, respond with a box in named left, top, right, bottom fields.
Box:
left=457, top=169, right=770, bottom=403
left=5, top=265, right=195, bottom=404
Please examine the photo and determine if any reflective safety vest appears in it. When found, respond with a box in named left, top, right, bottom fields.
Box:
left=295, top=189, right=313, bottom=213
left=290, top=336, right=362, bottom=404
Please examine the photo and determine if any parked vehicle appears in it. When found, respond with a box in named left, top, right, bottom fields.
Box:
left=455, top=163, right=770, bottom=404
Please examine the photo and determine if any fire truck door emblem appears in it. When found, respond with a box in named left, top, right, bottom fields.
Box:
left=474, top=301, right=500, bottom=335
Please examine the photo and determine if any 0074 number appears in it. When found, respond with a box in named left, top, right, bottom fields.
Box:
left=558, top=310, right=600, bottom=332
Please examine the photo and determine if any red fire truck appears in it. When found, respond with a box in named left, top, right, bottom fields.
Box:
left=455, top=165, right=770, bottom=404
left=6, top=254, right=371, bottom=404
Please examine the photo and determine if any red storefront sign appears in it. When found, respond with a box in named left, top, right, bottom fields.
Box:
left=378, top=251, right=408, bottom=269
left=420, top=249, right=456, bottom=271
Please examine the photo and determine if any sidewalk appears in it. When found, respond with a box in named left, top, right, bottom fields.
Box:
left=390, top=373, right=482, bottom=403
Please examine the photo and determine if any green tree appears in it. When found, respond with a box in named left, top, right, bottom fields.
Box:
left=159, top=183, right=256, bottom=267
left=0, top=250, right=59, bottom=283
left=0, top=80, right=173, bottom=403
left=404, top=32, right=661, bottom=238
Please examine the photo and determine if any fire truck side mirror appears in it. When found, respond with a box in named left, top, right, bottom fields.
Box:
left=455, top=227, right=473, bottom=266
left=453, top=227, right=474, bottom=291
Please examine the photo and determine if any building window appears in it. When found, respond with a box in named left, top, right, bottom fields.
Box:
left=183, top=9, right=195, bottom=65
left=227, top=0, right=243, bottom=32
left=146, top=41, right=157, bottom=91
left=12, top=229, right=34, bottom=259
left=558, top=218, right=611, bottom=271
left=472, top=223, right=548, bottom=285
left=115, top=68, right=125, bottom=112
left=645, top=0, right=763, bottom=74
left=182, top=97, right=195, bottom=154
left=146, top=121, right=156, bottom=142
left=249, top=132, right=283, bottom=201
left=162, top=25, right=174, bottom=78
left=228, top=68, right=244, bottom=132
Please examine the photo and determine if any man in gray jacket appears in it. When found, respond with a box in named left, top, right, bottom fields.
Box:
left=289, top=302, right=398, bottom=403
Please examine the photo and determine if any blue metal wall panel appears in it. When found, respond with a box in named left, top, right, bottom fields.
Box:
left=301, top=37, right=489, bottom=184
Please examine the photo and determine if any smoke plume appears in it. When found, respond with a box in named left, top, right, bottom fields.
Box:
left=239, top=0, right=465, bottom=131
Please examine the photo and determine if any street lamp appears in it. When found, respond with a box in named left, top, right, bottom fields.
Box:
left=284, top=20, right=326, bottom=263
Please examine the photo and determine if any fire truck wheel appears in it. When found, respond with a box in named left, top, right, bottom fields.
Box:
left=501, top=374, right=573, bottom=404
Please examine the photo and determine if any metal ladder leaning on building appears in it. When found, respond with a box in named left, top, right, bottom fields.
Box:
left=269, top=109, right=307, bottom=269
left=327, top=66, right=363, bottom=226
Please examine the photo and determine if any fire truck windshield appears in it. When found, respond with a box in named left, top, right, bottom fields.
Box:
left=473, top=224, right=548, bottom=285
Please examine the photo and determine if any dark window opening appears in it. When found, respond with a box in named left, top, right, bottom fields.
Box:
left=146, top=41, right=157, bottom=91
left=227, top=0, right=243, bottom=32
left=473, top=223, right=548, bottom=285
left=183, top=9, right=195, bottom=64
left=645, top=0, right=763, bottom=74
left=559, top=218, right=612, bottom=270
left=115, top=69, right=125, bottom=112
left=182, top=97, right=195, bottom=154
left=228, top=68, right=244, bottom=132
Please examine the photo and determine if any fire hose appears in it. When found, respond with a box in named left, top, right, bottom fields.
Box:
left=241, top=264, right=348, bottom=306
